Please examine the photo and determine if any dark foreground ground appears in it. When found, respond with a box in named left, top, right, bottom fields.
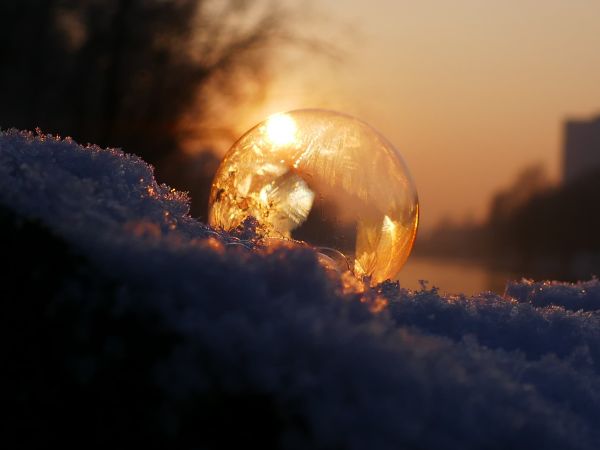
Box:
left=2, top=130, right=600, bottom=449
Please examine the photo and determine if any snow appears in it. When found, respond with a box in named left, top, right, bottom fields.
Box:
left=2, top=129, right=600, bottom=449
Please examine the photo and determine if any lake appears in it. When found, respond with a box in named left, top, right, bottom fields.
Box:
left=396, top=256, right=519, bottom=296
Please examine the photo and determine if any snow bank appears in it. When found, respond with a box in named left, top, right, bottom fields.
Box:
left=2, top=129, right=600, bottom=449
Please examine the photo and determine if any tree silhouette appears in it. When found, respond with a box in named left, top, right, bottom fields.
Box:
left=0, top=0, right=317, bottom=218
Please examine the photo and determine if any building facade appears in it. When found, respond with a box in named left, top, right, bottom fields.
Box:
left=564, top=114, right=600, bottom=183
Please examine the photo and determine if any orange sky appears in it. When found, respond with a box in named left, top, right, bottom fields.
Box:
left=229, top=0, right=600, bottom=231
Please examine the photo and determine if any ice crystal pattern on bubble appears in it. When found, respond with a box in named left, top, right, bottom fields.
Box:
left=208, top=109, right=419, bottom=283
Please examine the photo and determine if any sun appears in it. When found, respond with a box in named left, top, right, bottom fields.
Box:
left=265, top=113, right=297, bottom=147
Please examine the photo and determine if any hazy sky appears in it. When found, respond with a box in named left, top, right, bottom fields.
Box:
left=235, top=0, right=600, bottom=230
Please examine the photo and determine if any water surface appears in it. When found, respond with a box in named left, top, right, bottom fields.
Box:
left=397, top=256, right=519, bottom=296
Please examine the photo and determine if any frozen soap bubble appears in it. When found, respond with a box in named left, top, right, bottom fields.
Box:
left=208, top=109, right=419, bottom=284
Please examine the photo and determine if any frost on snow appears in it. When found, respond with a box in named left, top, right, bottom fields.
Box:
left=2, top=129, right=600, bottom=449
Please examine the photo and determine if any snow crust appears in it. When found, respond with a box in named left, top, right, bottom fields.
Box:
left=2, top=129, right=600, bottom=449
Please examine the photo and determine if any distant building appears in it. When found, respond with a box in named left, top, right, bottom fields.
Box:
left=563, top=114, right=600, bottom=183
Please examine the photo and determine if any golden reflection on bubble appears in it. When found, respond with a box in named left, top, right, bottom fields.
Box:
left=208, top=109, right=419, bottom=284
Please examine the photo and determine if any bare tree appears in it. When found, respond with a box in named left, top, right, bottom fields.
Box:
left=0, top=0, right=326, bottom=217
left=2, top=0, right=300, bottom=153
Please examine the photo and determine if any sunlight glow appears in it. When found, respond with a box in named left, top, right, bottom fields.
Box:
left=265, top=113, right=297, bottom=147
